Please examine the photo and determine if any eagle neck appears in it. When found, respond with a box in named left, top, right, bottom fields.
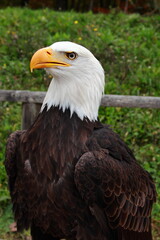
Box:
left=41, top=73, right=103, bottom=121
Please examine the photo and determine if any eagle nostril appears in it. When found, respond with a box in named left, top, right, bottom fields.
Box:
left=47, top=51, right=52, bottom=55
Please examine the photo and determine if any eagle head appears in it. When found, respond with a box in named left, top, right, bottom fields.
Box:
left=30, top=41, right=105, bottom=121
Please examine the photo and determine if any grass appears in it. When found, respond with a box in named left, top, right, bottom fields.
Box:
left=0, top=7, right=160, bottom=239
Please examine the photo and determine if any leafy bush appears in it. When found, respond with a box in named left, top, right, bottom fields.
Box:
left=0, top=7, right=159, bottom=238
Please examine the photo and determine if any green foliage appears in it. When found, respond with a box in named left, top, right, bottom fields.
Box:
left=0, top=204, right=14, bottom=233
left=0, top=7, right=160, bottom=238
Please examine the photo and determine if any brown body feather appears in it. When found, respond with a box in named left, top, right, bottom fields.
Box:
left=5, top=106, right=156, bottom=240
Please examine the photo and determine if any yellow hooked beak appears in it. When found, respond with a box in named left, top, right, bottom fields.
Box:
left=30, top=47, right=71, bottom=72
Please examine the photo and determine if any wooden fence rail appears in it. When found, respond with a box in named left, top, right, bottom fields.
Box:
left=0, top=90, right=160, bottom=129
left=1, top=90, right=160, bottom=108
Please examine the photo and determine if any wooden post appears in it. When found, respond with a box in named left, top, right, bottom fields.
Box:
left=22, top=102, right=41, bottom=130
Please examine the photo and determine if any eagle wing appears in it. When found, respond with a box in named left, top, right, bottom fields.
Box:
left=5, top=130, right=25, bottom=193
left=5, top=130, right=28, bottom=230
left=74, top=126, right=156, bottom=234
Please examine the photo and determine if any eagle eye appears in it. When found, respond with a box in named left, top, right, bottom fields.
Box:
left=66, top=52, right=77, bottom=60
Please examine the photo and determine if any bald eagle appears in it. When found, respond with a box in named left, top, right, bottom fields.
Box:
left=5, top=41, right=156, bottom=240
